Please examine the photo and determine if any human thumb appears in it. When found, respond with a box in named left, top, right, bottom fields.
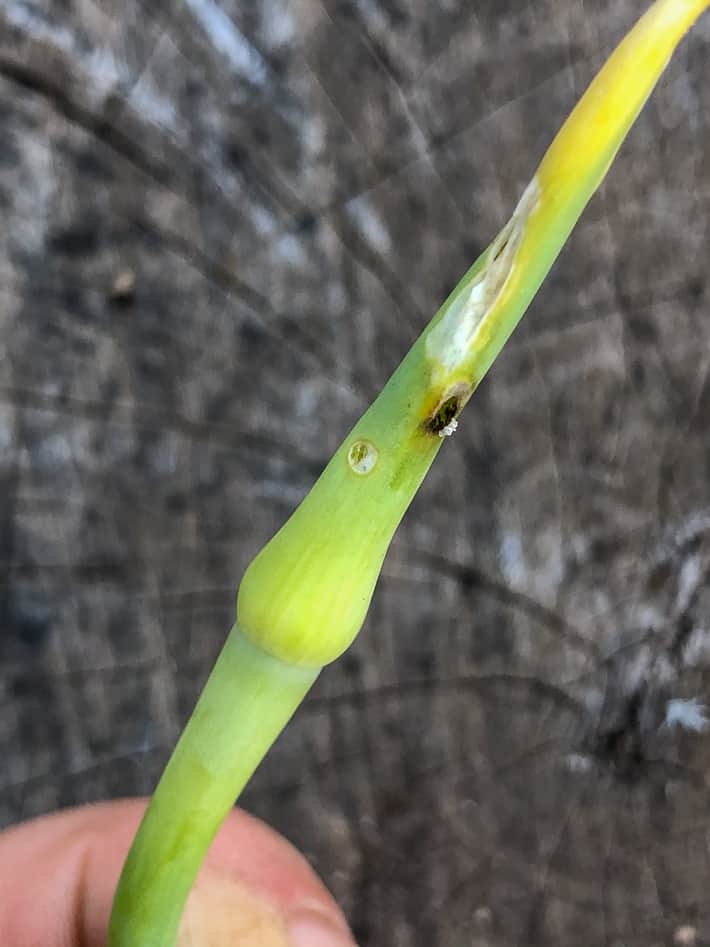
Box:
left=0, top=798, right=357, bottom=947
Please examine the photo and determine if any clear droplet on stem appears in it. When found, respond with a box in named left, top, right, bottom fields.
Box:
left=347, top=440, right=378, bottom=475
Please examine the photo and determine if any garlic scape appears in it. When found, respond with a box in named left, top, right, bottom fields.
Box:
left=109, top=2, right=709, bottom=944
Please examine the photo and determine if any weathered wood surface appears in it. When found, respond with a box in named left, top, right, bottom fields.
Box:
left=2, top=1, right=710, bottom=944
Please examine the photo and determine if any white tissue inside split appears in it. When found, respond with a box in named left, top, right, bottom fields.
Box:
left=425, top=177, right=540, bottom=375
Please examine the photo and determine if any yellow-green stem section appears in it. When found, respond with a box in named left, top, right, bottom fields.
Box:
left=108, top=627, right=318, bottom=947
left=109, top=2, right=708, bottom=945
left=238, top=0, right=710, bottom=668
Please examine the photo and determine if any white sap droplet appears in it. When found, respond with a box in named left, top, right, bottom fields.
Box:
left=348, top=440, right=378, bottom=475
left=438, top=418, right=458, bottom=438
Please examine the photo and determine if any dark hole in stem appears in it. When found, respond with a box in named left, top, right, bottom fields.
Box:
left=427, top=396, right=460, bottom=434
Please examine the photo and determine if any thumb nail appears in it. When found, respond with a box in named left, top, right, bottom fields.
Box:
left=287, top=902, right=358, bottom=947
left=178, top=871, right=357, bottom=947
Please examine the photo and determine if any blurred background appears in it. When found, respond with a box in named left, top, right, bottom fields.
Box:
left=1, top=1, right=710, bottom=944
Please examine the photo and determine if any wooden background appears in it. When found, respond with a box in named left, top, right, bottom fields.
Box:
left=1, top=1, right=710, bottom=944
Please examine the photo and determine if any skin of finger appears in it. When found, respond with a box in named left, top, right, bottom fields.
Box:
left=0, top=798, right=350, bottom=947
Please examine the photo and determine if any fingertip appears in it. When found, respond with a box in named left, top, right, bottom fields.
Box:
left=183, top=807, right=357, bottom=946
left=0, top=799, right=356, bottom=947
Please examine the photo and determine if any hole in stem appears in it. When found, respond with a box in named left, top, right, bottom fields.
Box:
left=425, top=382, right=474, bottom=436
left=427, top=396, right=460, bottom=435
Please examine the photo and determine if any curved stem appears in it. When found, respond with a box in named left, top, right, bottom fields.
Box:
left=108, top=1, right=709, bottom=944
left=107, top=626, right=319, bottom=947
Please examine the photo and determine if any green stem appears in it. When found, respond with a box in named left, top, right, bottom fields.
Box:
left=107, top=626, right=318, bottom=947
left=108, top=2, right=709, bottom=944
